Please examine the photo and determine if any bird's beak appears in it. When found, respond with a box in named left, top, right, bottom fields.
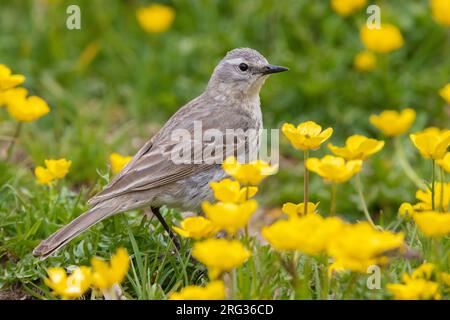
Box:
left=261, top=64, right=289, bottom=75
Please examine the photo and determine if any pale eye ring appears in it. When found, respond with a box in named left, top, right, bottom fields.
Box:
left=239, top=63, right=249, bottom=71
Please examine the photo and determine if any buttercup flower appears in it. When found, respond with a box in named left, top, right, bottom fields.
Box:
left=91, top=247, right=130, bottom=290
left=439, top=83, right=450, bottom=104
left=353, top=51, right=376, bottom=72
left=328, top=222, right=405, bottom=273
left=172, top=216, right=219, bottom=240
left=209, top=178, right=258, bottom=203
left=439, top=272, right=450, bottom=286
left=136, top=4, right=175, bottom=33
left=414, top=182, right=449, bottom=211
left=387, top=263, right=441, bottom=300
left=328, top=135, right=384, bottom=160
left=282, top=121, right=333, bottom=151
left=34, top=158, right=71, bottom=184
left=35, top=166, right=55, bottom=185
left=331, top=0, right=367, bottom=16
left=262, top=213, right=344, bottom=255
left=398, top=202, right=415, bottom=218
left=202, top=200, right=257, bottom=235
left=45, top=159, right=72, bottom=179
left=430, top=0, right=450, bottom=26
left=360, top=24, right=404, bottom=53
left=281, top=202, right=319, bottom=217
left=413, top=211, right=450, bottom=237
left=0, top=64, right=25, bottom=90
left=7, top=95, right=50, bottom=122
left=222, top=156, right=278, bottom=185
left=109, top=152, right=132, bottom=174
left=437, top=152, right=450, bottom=173
left=306, top=155, right=362, bottom=183
left=44, top=266, right=91, bottom=299
left=169, top=280, right=225, bottom=300
left=192, top=239, right=251, bottom=279
left=0, top=87, right=27, bottom=107
left=369, top=108, right=416, bottom=136
left=410, top=127, right=450, bottom=160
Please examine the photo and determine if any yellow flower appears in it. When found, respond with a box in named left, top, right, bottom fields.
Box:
left=331, top=0, right=367, bottom=16
left=0, top=87, right=27, bottom=107
left=281, top=202, right=319, bottom=217
left=414, top=182, right=449, bottom=211
left=0, top=64, right=25, bottom=90
left=387, top=264, right=441, bottom=300
left=360, top=24, right=404, bottom=53
left=44, top=266, right=91, bottom=299
left=202, top=200, right=257, bottom=235
left=262, top=213, right=344, bottom=255
left=109, top=152, right=132, bottom=174
left=387, top=278, right=440, bottom=300
left=306, top=155, right=362, bottom=183
left=192, top=239, right=251, bottom=279
left=282, top=121, right=333, bottom=151
left=398, top=202, right=415, bottom=218
left=439, top=83, right=450, bottom=104
left=410, top=127, right=450, bottom=160
left=209, top=178, right=258, bottom=203
left=91, top=247, right=130, bottom=290
left=353, top=51, right=376, bottom=72
left=328, top=135, right=384, bottom=160
left=34, top=158, right=71, bottom=184
left=437, top=152, right=450, bottom=173
left=35, top=166, right=55, bottom=185
left=222, top=156, right=278, bottom=186
left=7, top=95, right=50, bottom=122
left=136, top=4, right=175, bottom=33
left=172, top=216, right=219, bottom=240
left=413, top=211, right=450, bottom=237
left=439, top=272, right=450, bottom=286
left=169, top=280, right=225, bottom=300
left=369, top=108, right=416, bottom=136
left=328, top=222, right=405, bottom=273
left=45, top=158, right=72, bottom=179
left=411, top=263, right=435, bottom=280
left=430, top=0, right=450, bottom=26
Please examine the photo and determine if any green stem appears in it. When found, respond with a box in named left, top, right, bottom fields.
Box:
left=304, top=150, right=309, bottom=214
left=355, top=173, right=377, bottom=229
left=439, top=167, right=445, bottom=212
left=394, top=137, right=425, bottom=190
left=330, top=183, right=337, bottom=216
left=431, top=160, right=435, bottom=211
left=343, top=273, right=358, bottom=300
left=5, top=122, right=22, bottom=161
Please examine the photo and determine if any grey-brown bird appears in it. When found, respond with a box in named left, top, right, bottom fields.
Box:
left=33, top=48, right=288, bottom=258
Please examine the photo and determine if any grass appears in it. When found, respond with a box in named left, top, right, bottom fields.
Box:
left=0, top=0, right=449, bottom=299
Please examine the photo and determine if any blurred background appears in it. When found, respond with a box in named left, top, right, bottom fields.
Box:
left=1, top=0, right=449, bottom=218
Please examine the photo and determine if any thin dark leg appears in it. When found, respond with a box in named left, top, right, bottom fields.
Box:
left=151, top=206, right=181, bottom=250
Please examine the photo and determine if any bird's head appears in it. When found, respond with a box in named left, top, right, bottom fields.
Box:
left=207, top=48, right=288, bottom=99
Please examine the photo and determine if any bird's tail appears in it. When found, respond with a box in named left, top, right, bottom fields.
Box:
left=33, top=204, right=120, bottom=259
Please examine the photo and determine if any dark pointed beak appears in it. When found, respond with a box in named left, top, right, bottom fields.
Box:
left=261, top=64, right=289, bottom=75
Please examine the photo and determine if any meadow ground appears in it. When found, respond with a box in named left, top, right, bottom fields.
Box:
left=0, top=0, right=449, bottom=300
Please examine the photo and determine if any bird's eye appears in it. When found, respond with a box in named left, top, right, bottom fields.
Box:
left=239, top=63, right=249, bottom=71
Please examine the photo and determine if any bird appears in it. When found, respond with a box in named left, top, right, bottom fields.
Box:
left=33, top=48, right=288, bottom=258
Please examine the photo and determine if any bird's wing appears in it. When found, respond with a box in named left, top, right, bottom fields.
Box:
left=88, top=95, right=257, bottom=207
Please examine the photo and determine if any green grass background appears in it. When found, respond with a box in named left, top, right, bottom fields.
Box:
left=0, top=0, right=449, bottom=299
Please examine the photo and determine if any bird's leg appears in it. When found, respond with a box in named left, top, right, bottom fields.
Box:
left=150, top=206, right=181, bottom=250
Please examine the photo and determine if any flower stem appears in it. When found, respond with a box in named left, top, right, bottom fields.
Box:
left=431, top=160, right=436, bottom=211
left=330, top=183, right=337, bottom=216
left=439, top=167, right=445, bottom=212
left=394, top=136, right=425, bottom=190
left=355, top=173, right=377, bottom=229
left=5, top=122, right=22, bottom=161
left=303, top=150, right=309, bottom=214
